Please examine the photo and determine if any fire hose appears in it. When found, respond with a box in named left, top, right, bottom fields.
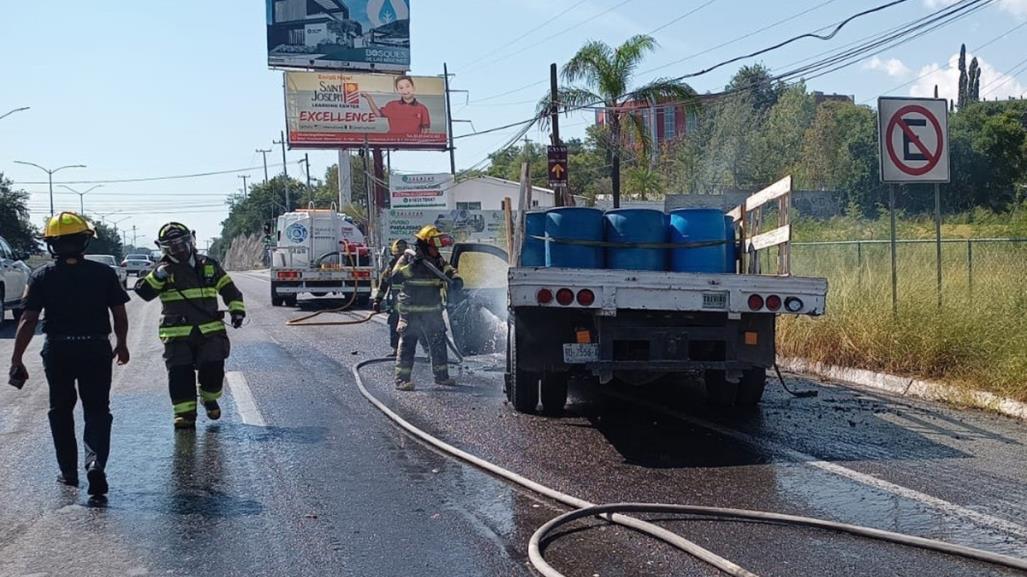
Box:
left=351, top=356, right=1027, bottom=576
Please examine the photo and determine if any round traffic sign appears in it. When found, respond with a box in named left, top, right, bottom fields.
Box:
left=885, top=104, right=944, bottom=176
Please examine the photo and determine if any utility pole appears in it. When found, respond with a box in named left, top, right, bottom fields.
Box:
left=444, top=62, right=456, bottom=175
left=273, top=131, right=290, bottom=211
left=256, top=148, right=271, bottom=183
left=550, top=62, right=564, bottom=207
left=239, top=174, right=249, bottom=196
left=59, top=184, right=102, bottom=215
left=304, top=152, right=312, bottom=196
left=14, top=161, right=86, bottom=217
left=338, top=150, right=352, bottom=207
left=132, top=224, right=137, bottom=247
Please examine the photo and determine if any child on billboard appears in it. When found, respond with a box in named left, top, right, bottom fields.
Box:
left=361, top=76, right=431, bottom=135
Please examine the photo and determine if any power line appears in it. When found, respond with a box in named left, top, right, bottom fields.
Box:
left=647, top=0, right=720, bottom=35
left=12, top=160, right=300, bottom=186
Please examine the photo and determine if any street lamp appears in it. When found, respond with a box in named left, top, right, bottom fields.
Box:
left=59, top=184, right=103, bottom=214
left=95, top=210, right=121, bottom=224
left=13, top=161, right=86, bottom=217
left=0, top=107, right=30, bottom=121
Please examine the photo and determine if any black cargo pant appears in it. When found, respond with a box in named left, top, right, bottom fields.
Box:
left=395, top=311, right=450, bottom=385
left=41, top=338, right=114, bottom=475
left=163, top=330, right=230, bottom=419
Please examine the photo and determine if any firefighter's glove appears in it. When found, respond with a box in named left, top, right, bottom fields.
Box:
left=230, top=312, right=245, bottom=329
left=153, top=264, right=170, bottom=281
left=371, top=300, right=382, bottom=313
left=449, top=277, right=464, bottom=292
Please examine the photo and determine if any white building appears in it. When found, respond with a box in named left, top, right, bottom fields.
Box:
left=446, top=175, right=557, bottom=211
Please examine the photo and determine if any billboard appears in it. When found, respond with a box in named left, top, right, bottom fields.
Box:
left=285, top=71, right=448, bottom=149
left=390, top=173, right=452, bottom=208
left=384, top=209, right=509, bottom=245
left=267, top=0, right=410, bottom=72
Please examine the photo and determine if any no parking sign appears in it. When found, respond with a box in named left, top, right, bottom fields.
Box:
left=878, top=97, right=950, bottom=183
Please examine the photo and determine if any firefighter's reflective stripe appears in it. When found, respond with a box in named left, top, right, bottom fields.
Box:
left=405, top=278, right=446, bottom=287
left=198, top=320, right=226, bottom=335
left=159, top=325, right=193, bottom=339
left=159, top=287, right=219, bottom=302
left=144, top=273, right=166, bottom=290
left=215, top=275, right=235, bottom=291
left=173, top=400, right=197, bottom=415
left=402, top=304, right=443, bottom=313
left=228, top=300, right=246, bottom=313
left=200, top=389, right=222, bottom=402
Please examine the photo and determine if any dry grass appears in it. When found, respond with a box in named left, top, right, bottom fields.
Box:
left=779, top=240, right=1027, bottom=402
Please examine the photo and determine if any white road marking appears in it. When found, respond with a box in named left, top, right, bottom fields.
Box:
left=612, top=392, right=1027, bottom=540
left=226, top=371, right=267, bottom=427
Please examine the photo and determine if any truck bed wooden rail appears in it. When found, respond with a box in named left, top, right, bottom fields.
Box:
left=727, top=176, right=793, bottom=276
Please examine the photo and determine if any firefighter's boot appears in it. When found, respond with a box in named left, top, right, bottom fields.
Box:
left=173, top=413, right=196, bottom=430
left=204, top=400, right=221, bottom=421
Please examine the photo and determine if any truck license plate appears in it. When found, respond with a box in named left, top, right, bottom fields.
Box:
left=563, top=343, right=599, bottom=364
left=702, top=292, right=728, bottom=309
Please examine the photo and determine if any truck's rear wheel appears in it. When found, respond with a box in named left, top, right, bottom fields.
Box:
left=271, top=283, right=283, bottom=307
left=736, top=369, right=767, bottom=406
left=506, top=320, right=539, bottom=413
left=540, top=373, right=568, bottom=416
left=704, top=369, right=738, bottom=407
left=284, top=295, right=298, bottom=307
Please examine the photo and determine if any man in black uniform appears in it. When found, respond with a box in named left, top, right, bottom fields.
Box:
left=8, top=212, right=130, bottom=498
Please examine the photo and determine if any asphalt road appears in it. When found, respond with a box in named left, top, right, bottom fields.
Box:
left=0, top=271, right=1025, bottom=577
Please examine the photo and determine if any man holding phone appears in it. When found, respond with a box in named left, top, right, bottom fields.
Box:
left=8, top=212, right=130, bottom=500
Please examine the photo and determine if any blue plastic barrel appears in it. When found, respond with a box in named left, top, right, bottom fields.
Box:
left=724, top=216, right=737, bottom=273
left=604, top=209, right=668, bottom=271
left=545, top=207, right=604, bottom=268
left=669, top=209, right=730, bottom=273
left=520, top=211, right=546, bottom=266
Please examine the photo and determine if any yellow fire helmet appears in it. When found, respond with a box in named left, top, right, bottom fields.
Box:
left=390, top=239, right=409, bottom=256
left=43, top=212, right=96, bottom=240
left=414, top=225, right=454, bottom=249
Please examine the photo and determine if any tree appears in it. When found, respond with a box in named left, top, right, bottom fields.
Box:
left=958, top=44, right=968, bottom=109
left=545, top=34, right=698, bottom=207
left=83, top=219, right=125, bottom=259
left=949, top=101, right=1027, bottom=211
left=726, top=63, right=783, bottom=113
left=0, top=173, right=38, bottom=256
left=624, top=166, right=664, bottom=200
left=753, top=83, right=815, bottom=185
left=968, top=56, right=981, bottom=103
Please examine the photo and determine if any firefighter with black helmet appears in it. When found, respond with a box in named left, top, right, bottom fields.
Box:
left=135, top=222, right=245, bottom=429
left=391, top=225, right=462, bottom=391
left=8, top=212, right=130, bottom=498
left=372, top=238, right=408, bottom=356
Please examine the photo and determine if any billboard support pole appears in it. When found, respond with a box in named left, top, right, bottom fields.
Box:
left=363, top=137, right=377, bottom=252
left=444, top=62, right=456, bottom=176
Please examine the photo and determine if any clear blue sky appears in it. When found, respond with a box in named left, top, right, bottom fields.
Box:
left=2, top=0, right=1026, bottom=245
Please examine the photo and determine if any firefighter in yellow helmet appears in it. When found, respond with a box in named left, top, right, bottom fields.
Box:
left=134, top=222, right=245, bottom=429
left=391, top=225, right=462, bottom=391
left=372, top=239, right=408, bottom=356
left=9, top=212, right=130, bottom=498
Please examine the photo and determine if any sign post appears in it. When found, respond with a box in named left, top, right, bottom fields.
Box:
left=878, top=97, right=950, bottom=314
left=548, top=144, right=568, bottom=207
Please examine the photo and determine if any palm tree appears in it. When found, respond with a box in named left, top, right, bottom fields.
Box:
left=625, top=166, right=665, bottom=201
left=541, top=35, right=697, bottom=208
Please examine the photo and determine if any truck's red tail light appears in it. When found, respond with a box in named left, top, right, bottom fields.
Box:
left=747, top=294, right=764, bottom=311
left=765, top=295, right=782, bottom=311
left=537, top=288, right=553, bottom=304
left=556, top=288, right=574, bottom=306
left=576, top=289, right=595, bottom=306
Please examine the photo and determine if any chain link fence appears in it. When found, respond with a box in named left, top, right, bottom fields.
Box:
left=788, top=238, right=1027, bottom=312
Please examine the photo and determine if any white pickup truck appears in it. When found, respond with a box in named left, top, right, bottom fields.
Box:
left=269, top=209, right=375, bottom=307
left=505, top=177, right=829, bottom=414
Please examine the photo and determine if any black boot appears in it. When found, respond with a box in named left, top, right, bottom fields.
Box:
left=86, top=463, right=108, bottom=497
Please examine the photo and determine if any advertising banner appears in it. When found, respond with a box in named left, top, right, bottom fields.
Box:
left=384, top=209, right=509, bottom=245
left=267, top=0, right=410, bottom=72
left=390, top=173, right=452, bottom=208
left=285, top=71, right=448, bottom=149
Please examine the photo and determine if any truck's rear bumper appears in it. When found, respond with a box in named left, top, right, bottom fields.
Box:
left=272, top=280, right=372, bottom=294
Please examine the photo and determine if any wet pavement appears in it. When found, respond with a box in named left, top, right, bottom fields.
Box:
left=0, top=271, right=1025, bottom=576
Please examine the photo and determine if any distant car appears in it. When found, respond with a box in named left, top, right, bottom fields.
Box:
left=121, top=258, right=153, bottom=276
left=85, top=254, right=128, bottom=288
left=125, top=253, right=154, bottom=263
left=0, top=235, right=31, bottom=323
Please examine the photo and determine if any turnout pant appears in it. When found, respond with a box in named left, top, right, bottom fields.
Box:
left=387, top=309, right=401, bottom=350
left=395, top=311, right=450, bottom=385
left=163, top=331, right=230, bottom=418
left=41, top=338, right=114, bottom=475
